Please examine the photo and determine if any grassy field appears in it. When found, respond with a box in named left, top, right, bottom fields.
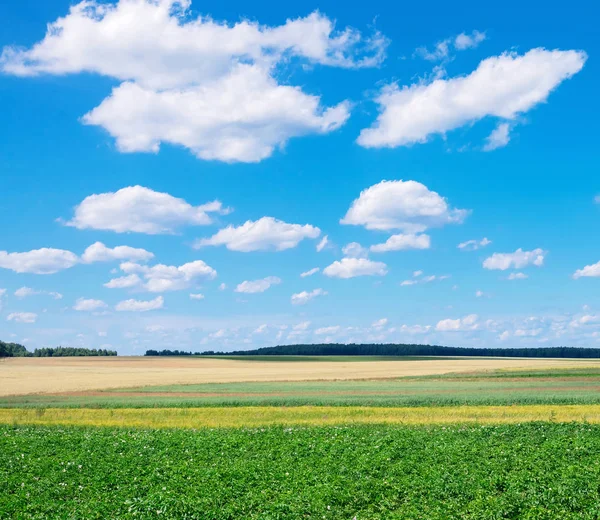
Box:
left=5, top=355, right=600, bottom=396
left=3, top=423, right=600, bottom=519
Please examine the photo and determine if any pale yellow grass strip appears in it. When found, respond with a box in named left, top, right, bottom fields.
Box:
left=2, top=405, right=600, bottom=428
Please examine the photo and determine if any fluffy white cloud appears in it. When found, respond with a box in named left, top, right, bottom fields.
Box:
left=458, top=237, right=491, bottom=251
left=454, top=31, right=487, bottom=51
left=436, top=314, right=479, bottom=331
left=81, top=241, right=154, bottom=263
left=73, top=298, right=108, bottom=311
left=372, top=318, right=388, bottom=328
left=0, top=248, right=78, bottom=274
left=7, top=312, right=38, bottom=323
left=341, top=242, right=369, bottom=258
left=14, top=287, right=63, bottom=299
left=104, top=274, right=142, bottom=289
left=370, top=233, right=430, bottom=252
left=115, top=296, right=164, bottom=312
left=235, top=276, right=281, bottom=294
left=293, top=321, right=311, bottom=330
left=400, top=324, right=431, bottom=334
left=358, top=48, right=586, bottom=149
left=508, top=272, right=528, bottom=280
left=483, top=248, right=546, bottom=270
left=218, top=283, right=227, bottom=291
left=483, top=123, right=511, bottom=151
left=573, top=261, right=600, bottom=279
left=300, top=267, right=320, bottom=278
left=416, top=30, right=486, bottom=61
left=315, top=326, right=340, bottom=335
left=2, top=1, right=386, bottom=162
left=341, top=180, right=467, bottom=232
left=570, top=315, right=600, bottom=328
left=291, top=288, right=327, bottom=305
left=323, top=258, right=388, bottom=278
left=189, top=293, right=205, bottom=300
left=118, top=260, right=217, bottom=292
left=66, top=186, right=227, bottom=234
left=316, top=235, right=329, bottom=252
left=1, top=2, right=386, bottom=86
left=195, top=217, right=320, bottom=252
left=83, top=65, right=350, bottom=163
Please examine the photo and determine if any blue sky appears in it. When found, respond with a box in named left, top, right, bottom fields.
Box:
left=0, top=0, right=598, bottom=354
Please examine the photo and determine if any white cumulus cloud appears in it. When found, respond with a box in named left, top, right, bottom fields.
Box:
left=73, top=298, right=108, bottom=311
left=436, top=314, right=479, bottom=331
left=0, top=248, right=78, bottom=274
left=300, top=267, right=320, bottom=278
left=195, top=217, right=320, bottom=252
left=7, top=312, right=38, bottom=323
left=81, top=241, right=154, bottom=263
left=370, top=233, right=430, bottom=252
left=358, top=48, right=586, bottom=150
left=1, top=1, right=386, bottom=163
left=341, top=180, right=468, bottom=232
left=104, top=274, right=143, bottom=289
left=323, top=258, right=388, bottom=278
left=66, top=186, right=228, bottom=234
left=573, top=261, right=600, bottom=279
left=115, top=295, right=164, bottom=312
left=483, top=248, right=546, bottom=270
left=117, top=260, right=217, bottom=292
left=235, top=276, right=281, bottom=294
left=483, top=123, right=511, bottom=151
left=291, top=288, right=327, bottom=305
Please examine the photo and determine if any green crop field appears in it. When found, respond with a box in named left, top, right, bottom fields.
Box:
left=3, top=423, right=600, bottom=519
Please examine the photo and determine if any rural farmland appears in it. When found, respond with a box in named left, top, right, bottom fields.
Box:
left=4, top=355, right=600, bottom=517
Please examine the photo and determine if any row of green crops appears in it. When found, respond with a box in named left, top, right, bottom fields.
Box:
left=3, top=423, right=600, bottom=519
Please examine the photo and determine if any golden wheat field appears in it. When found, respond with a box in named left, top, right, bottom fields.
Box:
left=4, top=355, right=600, bottom=396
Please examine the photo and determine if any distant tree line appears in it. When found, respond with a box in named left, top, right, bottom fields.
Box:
left=0, top=341, right=117, bottom=358
left=0, top=341, right=29, bottom=357
left=145, top=343, right=600, bottom=358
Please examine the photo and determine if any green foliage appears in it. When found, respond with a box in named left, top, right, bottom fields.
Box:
left=0, top=341, right=117, bottom=357
left=29, top=347, right=117, bottom=357
left=0, top=341, right=28, bottom=358
left=147, top=344, right=600, bottom=358
left=3, top=423, right=600, bottom=518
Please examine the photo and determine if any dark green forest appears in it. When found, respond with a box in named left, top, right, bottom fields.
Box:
left=146, top=343, right=600, bottom=358
left=0, top=341, right=117, bottom=357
